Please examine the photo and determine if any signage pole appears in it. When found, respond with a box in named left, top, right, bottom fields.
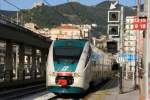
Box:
left=119, top=6, right=124, bottom=94
left=144, top=0, right=150, bottom=99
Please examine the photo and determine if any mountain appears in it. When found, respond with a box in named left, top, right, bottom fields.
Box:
left=0, top=1, right=137, bottom=36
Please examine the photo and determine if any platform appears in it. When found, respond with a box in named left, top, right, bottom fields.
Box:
left=85, top=79, right=139, bottom=100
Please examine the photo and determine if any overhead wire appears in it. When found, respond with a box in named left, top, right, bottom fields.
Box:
left=2, top=0, right=22, bottom=24
left=3, top=0, right=133, bottom=30
left=3, top=0, right=34, bottom=25
left=3, top=0, right=21, bottom=10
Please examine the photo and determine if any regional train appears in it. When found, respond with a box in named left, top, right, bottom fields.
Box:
left=46, top=39, right=112, bottom=94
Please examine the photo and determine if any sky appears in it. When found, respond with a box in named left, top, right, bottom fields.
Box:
left=0, top=0, right=144, bottom=11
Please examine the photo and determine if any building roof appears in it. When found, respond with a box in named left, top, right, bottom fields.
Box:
left=56, top=24, right=79, bottom=30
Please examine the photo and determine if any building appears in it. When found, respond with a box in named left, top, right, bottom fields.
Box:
left=24, top=23, right=92, bottom=40
left=49, top=24, right=82, bottom=40
left=92, top=35, right=107, bottom=51
left=124, top=16, right=144, bottom=80
left=32, top=1, right=45, bottom=8
left=24, top=23, right=38, bottom=31
left=75, top=24, right=92, bottom=38
left=24, top=23, right=51, bottom=37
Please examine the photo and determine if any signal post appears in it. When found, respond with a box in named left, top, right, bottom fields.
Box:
left=107, top=1, right=124, bottom=93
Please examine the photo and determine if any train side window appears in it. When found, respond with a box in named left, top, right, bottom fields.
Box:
left=85, top=46, right=91, bottom=67
left=89, top=46, right=92, bottom=57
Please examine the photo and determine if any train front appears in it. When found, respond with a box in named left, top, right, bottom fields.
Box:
left=46, top=39, right=87, bottom=94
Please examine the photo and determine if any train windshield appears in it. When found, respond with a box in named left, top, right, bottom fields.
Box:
left=53, top=46, right=83, bottom=61
left=52, top=40, right=87, bottom=71
left=53, top=39, right=87, bottom=62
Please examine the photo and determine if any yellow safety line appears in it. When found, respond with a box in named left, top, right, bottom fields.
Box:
left=91, top=90, right=107, bottom=100
left=94, top=79, right=116, bottom=100
left=84, top=79, right=117, bottom=100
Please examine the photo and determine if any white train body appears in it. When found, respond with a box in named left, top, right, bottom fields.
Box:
left=46, top=39, right=112, bottom=94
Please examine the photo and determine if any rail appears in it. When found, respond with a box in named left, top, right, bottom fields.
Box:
left=0, top=82, right=46, bottom=100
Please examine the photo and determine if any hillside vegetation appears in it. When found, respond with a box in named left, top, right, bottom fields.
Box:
left=0, top=1, right=136, bottom=36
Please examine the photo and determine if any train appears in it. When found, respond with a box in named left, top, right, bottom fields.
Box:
left=46, top=39, right=112, bottom=94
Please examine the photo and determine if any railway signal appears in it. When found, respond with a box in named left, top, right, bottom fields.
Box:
left=107, top=8, right=120, bottom=39
left=107, top=41, right=118, bottom=54
left=108, top=10, right=120, bottom=23
left=110, top=1, right=118, bottom=10
left=108, top=24, right=119, bottom=36
left=108, top=2, right=124, bottom=93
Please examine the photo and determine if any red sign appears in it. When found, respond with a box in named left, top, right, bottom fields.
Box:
left=133, top=17, right=147, bottom=30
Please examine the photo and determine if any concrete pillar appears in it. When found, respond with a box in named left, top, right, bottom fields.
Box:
left=4, top=40, right=13, bottom=82
left=13, top=53, right=16, bottom=71
left=15, top=46, right=19, bottom=79
left=31, top=47, right=36, bottom=79
left=18, top=44, right=25, bottom=80
left=13, top=51, right=16, bottom=79
left=41, top=49, right=47, bottom=77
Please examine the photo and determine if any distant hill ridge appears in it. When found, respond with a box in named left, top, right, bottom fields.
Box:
left=0, top=1, right=137, bottom=36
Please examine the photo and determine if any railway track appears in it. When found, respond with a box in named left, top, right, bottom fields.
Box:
left=45, top=79, right=112, bottom=100
left=0, top=83, right=46, bottom=100
left=10, top=79, right=115, bottom=100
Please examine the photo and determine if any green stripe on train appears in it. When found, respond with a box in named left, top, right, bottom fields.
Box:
left=54, top=62, right=78, bottom=72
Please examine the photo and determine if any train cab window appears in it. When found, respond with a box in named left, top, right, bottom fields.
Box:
left=53, top=46, right=83, bottom=63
